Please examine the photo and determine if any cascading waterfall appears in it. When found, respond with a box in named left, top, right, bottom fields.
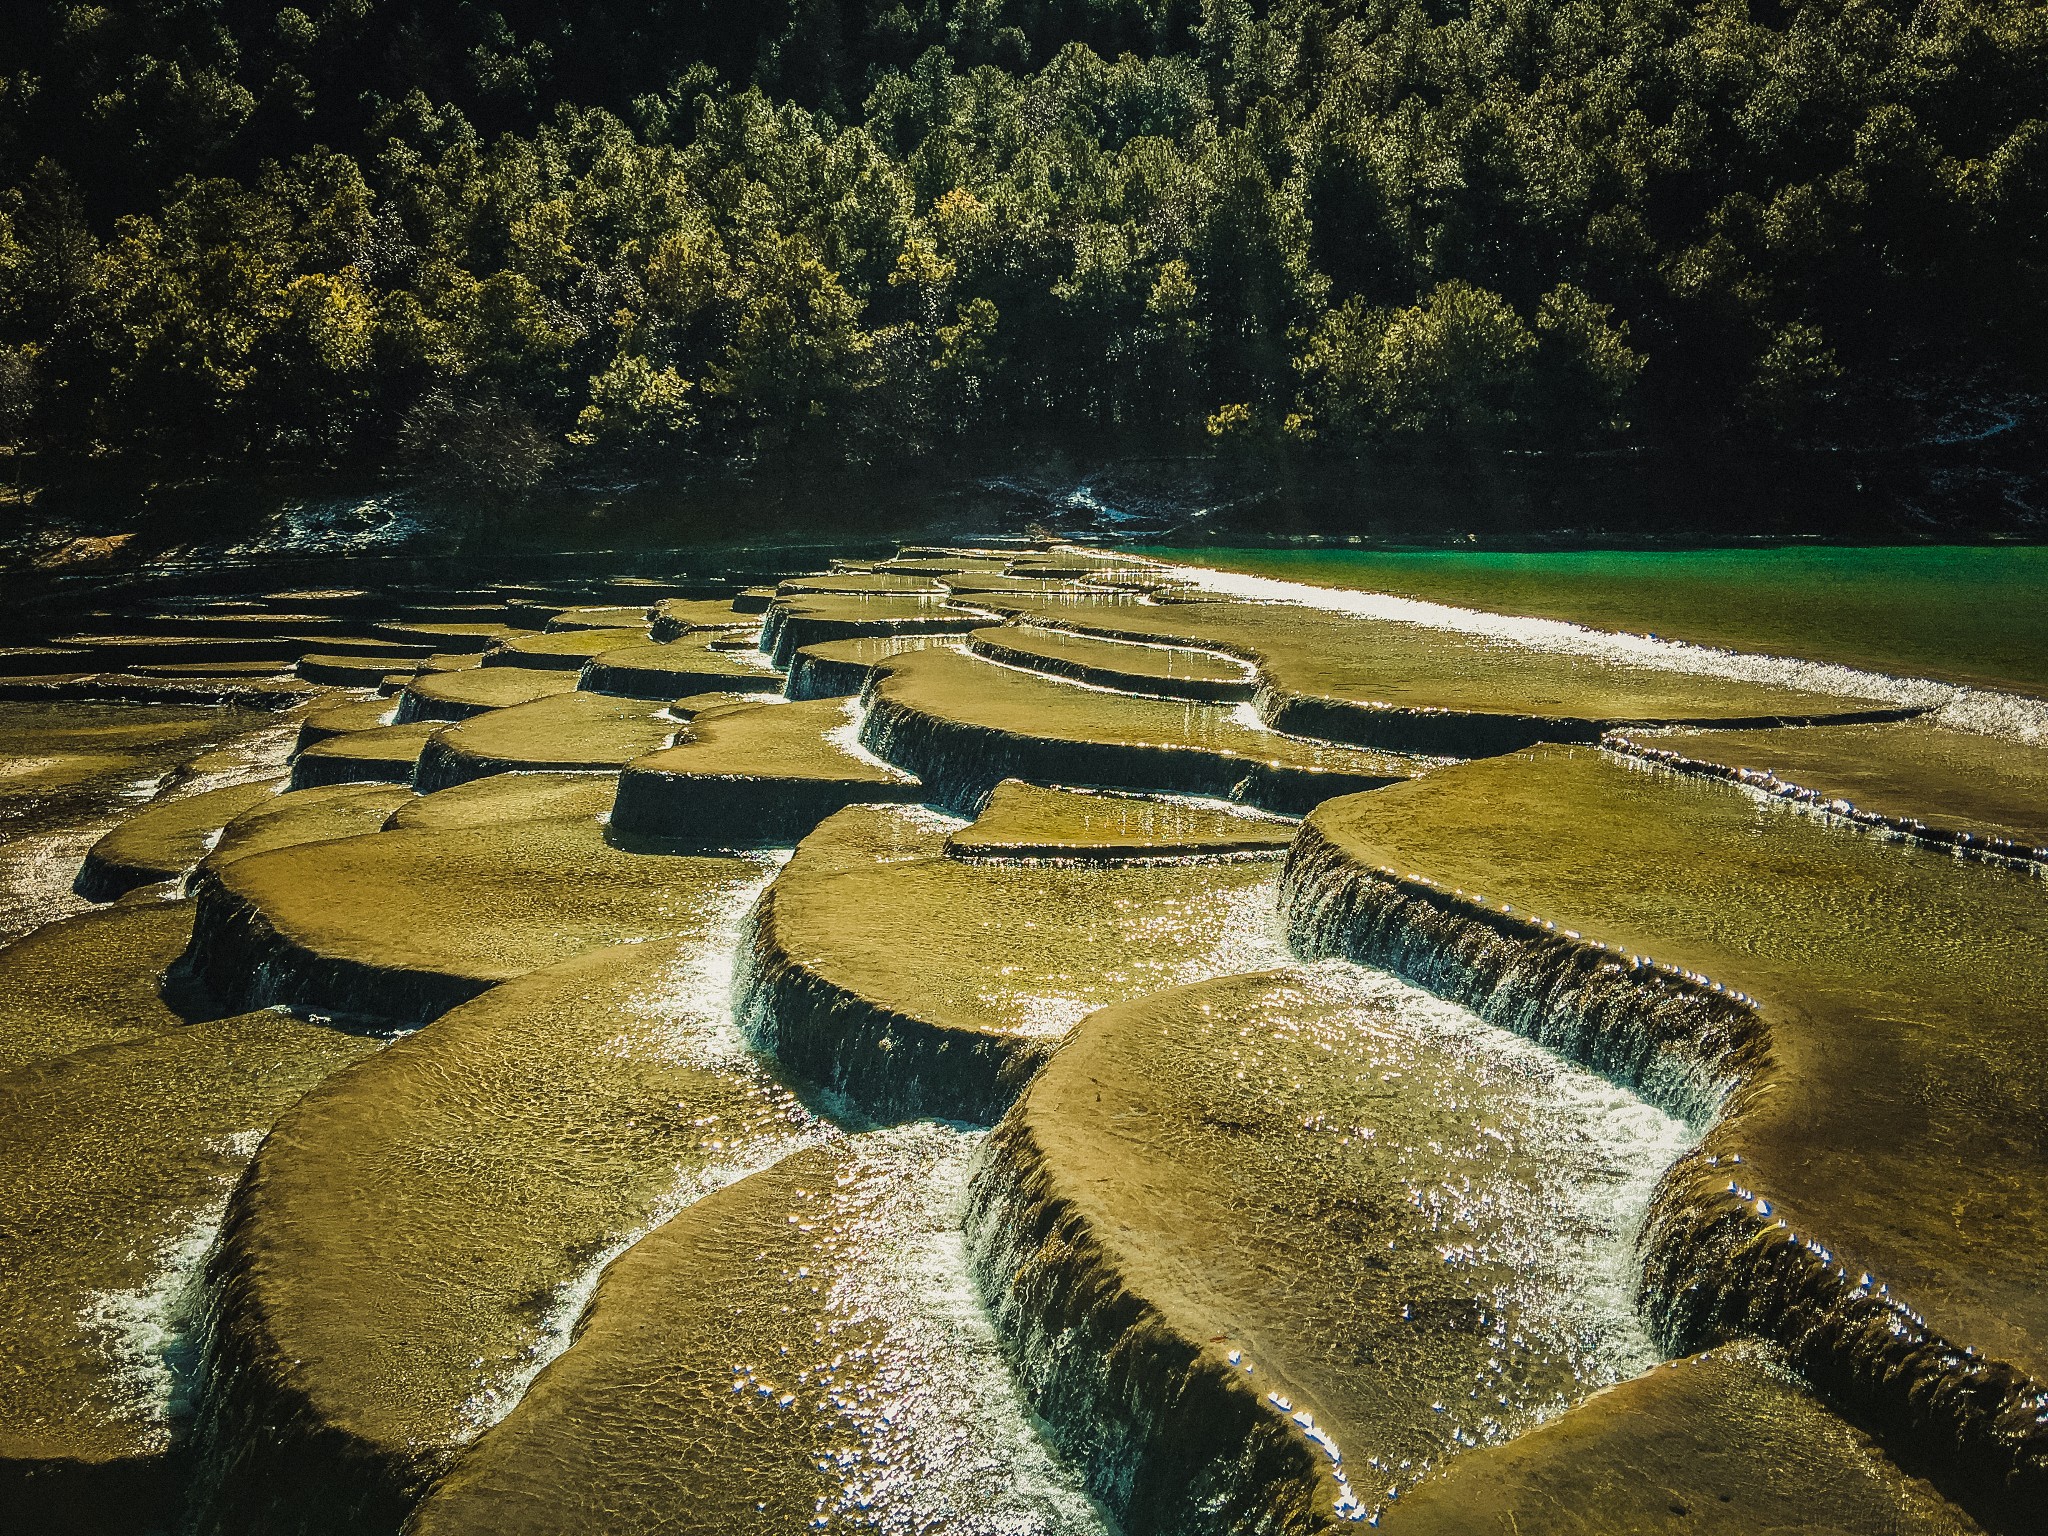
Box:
left=960, top=953, right=1697, bottom=1535
left=858, top=673, right=1304, bottom=815
left=174, top=867, right=484, bottom=1028
left=8, top=542, right=2031, bottom=1536
left=1280, top=822, right=1759, bottom=1128
left=1278, top=820, right=2048, bottom=1516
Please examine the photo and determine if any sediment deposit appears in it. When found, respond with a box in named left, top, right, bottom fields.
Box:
left=1282, top=746, right=2048, bottom=1523
left=738, top=793, right=1283, bottom=1122
left=0, top=543, right=2025, bottom=1536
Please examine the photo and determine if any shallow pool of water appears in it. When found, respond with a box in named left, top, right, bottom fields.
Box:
left=1146, top=545, right=2048, bottom=698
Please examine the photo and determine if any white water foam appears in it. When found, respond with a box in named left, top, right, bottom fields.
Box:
left=1156, top=562, right=2048, bottom=746
left=157, top=718, right=302, bottom=798
left=828, top=697, right=924, bottom=779
left=78, top=1130, right=266, bottom=1448
left=0, top=820, right=114, bottom=941
left=1000, top=874, right=1293, bottom=1042
left=814, top=1122, right=1115, bottom=1536
left=1242, top=960, right=1692, bottom=1519
left=457, top=855, right=833, bottom=1435
left=0, top=762, right=179, bottom=942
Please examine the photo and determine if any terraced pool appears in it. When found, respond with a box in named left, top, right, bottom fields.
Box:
left=0, top=543, right=2035, bottom=1536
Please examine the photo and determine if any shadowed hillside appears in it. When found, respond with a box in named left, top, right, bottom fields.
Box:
left=0, top=0, right=2041, bottom=493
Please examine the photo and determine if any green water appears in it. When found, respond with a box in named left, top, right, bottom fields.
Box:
left=1143, top=546, right=2048, bottom=696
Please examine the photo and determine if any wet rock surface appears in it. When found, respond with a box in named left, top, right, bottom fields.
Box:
left=784, top=633, right=965, bottom=699
left=392, top=666, right=576, bottom=722
left=1381, top=1343, right=1982, bottom=1535
left=294, top=652, right=422, bottom=688
left=611, top=696, right=923, bottom=845
left=414, top=691, right=679, bottom=790
left=0, top=544, right=2021, bottom=1536
left=180, top=814, right=761, bottom=1024
left=948, top=779, right=1296, bottom=859
left=542, top=604, right=656, bottom=631
left=860, top=644, right=1424, bottom=812
left=762, top=592, right=988, bottom=667
left=382, top=771, right=615, bottom=831
left=189, top=930, right=813, bottom=1536
left=407, top=1126, right=1107, bottom=1536
left=370, top=622, right=521, bottom=653
left=1284, top=745, right=2048, bottom=1522
left=740, top=798, right=1283, bottom=1121
left=293, top=696, right=393, bottom=748
left=981, top=589, right=1912, bottom=753
left=287, top=723, right=437, bottom=789
left=75, top=777, right=286, bottom=899
left=0, top=1013, right=377, bottom=1535
left=969, top=624, right=1257, bottom=702
left=646, top=596, right=758, bottom=639
left=1606, top=718, right=2048, bottom=863
left=577, top=636, right=785, bottom=699
left=208, top=783, right=418, bottom=867
left=0, top=700, right=283, bottom=941
left=968, top=966, right=1690, bottom=1531
left=0, top=900, right=193, bottom=1074
left=481, top=628, right=649, bottom=670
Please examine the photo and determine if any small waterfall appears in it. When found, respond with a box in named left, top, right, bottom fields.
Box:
left=179, top=1169, right=432, bottom=1536
left=782, top=650, right=867, bottom=701
left=963, top=1113, right=1330, bottom=1536
left=1281, top=823, right=1757, bottom=1127
left=761, top=605, right=804, bottom=669
left=732, top=872, right=1063, bottom=1127
left=409, top=738, right=480, bottom=795
left=755, top=603, right=790, bottom=661
left=388, top=690, right=471, bottom=726
left=1278, top=818, right=2048, bottom=1523
left=858, top=679, right=1249, bottom=815
left=175, top=869, right=484, bottom=1029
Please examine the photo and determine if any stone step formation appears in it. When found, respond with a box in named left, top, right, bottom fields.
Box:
left=0, top=545, right=2036, bottom=1536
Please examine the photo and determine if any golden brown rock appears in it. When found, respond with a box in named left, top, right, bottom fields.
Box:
left=189, top=932, right=811, bottom=1536
left=1284, top=746, right=2048, bottom=1523
left=0, top=1014, right=377, bottom=1536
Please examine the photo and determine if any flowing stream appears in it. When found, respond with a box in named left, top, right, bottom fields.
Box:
left=0, top=537, right=2029, bottom=1536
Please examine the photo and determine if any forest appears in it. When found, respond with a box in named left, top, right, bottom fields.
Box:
left=0, top=0, right=2041, bottom=487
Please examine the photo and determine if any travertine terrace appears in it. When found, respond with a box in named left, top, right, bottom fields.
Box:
left=0, top=545, right=2033, bottom=1536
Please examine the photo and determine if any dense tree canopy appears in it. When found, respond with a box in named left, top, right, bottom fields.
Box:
left=0, top=0, right=2041, bottom=483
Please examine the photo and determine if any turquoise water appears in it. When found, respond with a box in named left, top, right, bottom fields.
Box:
left=1140, top=546, right=2048, bottom=696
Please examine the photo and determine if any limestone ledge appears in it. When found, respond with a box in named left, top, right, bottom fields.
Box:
left=760, top=597, right=986, bottom=669
left=968, top=626, right=1257, bottom=704
left=964, top=1105, right=1339, bottom=1536
left=735, top=883, right=1049, bottom=1126
left=991, top=605, right=1925, bottom=757
left=1605, top=732, right=2048, bottom=872
left=1279, top=819, right=2047, bottom=1525
left=178, top=862, right=490, bottom=1026
left=858, top=663, right=1411, bottom=816
left=287, top=724, right=437, bottom=790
